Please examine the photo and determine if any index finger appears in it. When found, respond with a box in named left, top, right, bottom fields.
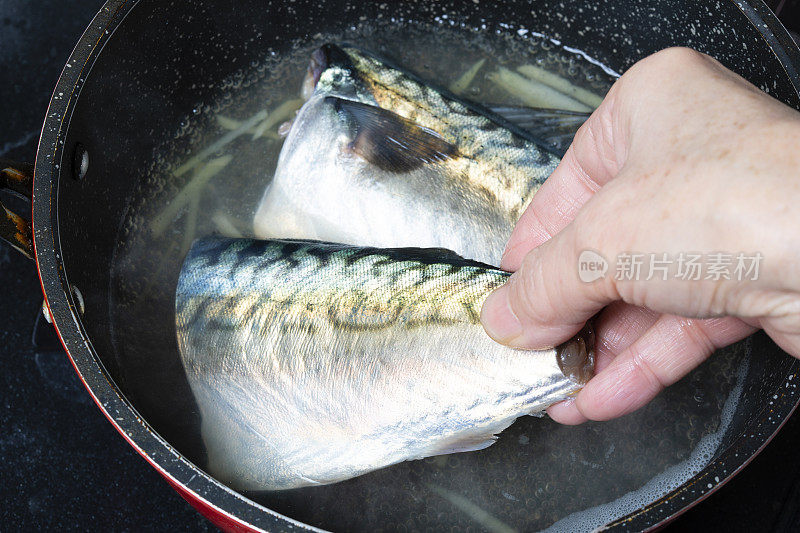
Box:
left=501, top=101, right=623, bottom=272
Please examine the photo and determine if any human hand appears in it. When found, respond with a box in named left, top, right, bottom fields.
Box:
left=480, top=47, right=800, bottom=424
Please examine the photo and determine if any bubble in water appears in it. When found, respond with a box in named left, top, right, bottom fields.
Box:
left=546, top=351, right=750, bottom=532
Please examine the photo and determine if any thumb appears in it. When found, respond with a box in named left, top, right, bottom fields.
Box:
left=480, top=220, right=617, bottom=349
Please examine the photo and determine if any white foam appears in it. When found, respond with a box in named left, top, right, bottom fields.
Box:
left=546, top=347, right=750, bottom=532
left=561, top=45, right=622, bottom=78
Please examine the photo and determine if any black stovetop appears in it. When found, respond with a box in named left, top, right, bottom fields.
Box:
left=2, top=1, right=800, bottom=531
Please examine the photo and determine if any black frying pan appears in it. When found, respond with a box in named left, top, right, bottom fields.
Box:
left=2, top=0, right=799, bottom=530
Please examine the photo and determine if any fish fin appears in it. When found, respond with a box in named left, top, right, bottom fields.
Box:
left=329, top=97, right=459, bottom=173
left=419, top=420, right=518, bottom=459
left=430, top=436, right=498, bottom=456
left=362, top=246, right=483, bottom=267
left=268, top=239, right=494, bottom=268
left=489, top=105, right=590, bottom=157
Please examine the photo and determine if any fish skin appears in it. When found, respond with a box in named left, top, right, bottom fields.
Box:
left=176, top=237, right=594, bottom=491
left=253, top=44, right=561, bottom=267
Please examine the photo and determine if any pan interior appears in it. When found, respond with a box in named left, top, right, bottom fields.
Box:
left=54, top=0, right=798, bottom=531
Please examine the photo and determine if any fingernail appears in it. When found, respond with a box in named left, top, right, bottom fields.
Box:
left=480, top=285, right=523, bottom=344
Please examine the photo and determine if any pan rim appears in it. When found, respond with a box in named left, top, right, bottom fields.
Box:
left=30, top=0, right=321, bottom=531
left=29, top=0, right=800, bottom=531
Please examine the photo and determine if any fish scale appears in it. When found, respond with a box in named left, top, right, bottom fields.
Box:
left=254, top=44, right=562, bottom=266
left=176, top=237, right=594, bottom=491
left=345, top=48, right=554, bottom=214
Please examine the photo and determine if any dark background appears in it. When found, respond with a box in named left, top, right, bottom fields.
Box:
left=1, top=0, right=799, bottom=531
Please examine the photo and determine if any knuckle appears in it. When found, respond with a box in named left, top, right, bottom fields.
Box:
left=571, top=208, right=623, bottom=301
left=679, top=319, right=717, bottom=359
left=509, top=252, right=554, bottom=326
left=724, top=288, right=800, bottom=321
left=638, top=47, right=711, bottom=74
left=629, top=349, right=666, bottom=392
left=614, top=47, right=716, bottom=112
left=759, top=293, right=800, bottom=320
left=704, top=281, right=731, bottom=316
left=573, top=112, right=621, bottom=177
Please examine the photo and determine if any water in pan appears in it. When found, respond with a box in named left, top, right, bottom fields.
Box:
left=109, top=19, right=750, bottom=532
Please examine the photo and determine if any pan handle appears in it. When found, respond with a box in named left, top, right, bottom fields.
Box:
left=0, top=159, right=35, bottom=260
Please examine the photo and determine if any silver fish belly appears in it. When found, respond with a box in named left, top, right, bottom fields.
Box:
left=176, top=237, right=594, bottom=491
left=253, top=44, right=562, bottom=267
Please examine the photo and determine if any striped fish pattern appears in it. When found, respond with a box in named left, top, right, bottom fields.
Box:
left=176, top=238, right=594, bottom=490
left=253, top=44, right=561, bottom=267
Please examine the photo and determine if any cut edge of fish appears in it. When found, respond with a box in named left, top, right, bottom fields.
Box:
left=556, top=321, right=595, bottom=385
left=302, top=46, right=332, bottom=100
